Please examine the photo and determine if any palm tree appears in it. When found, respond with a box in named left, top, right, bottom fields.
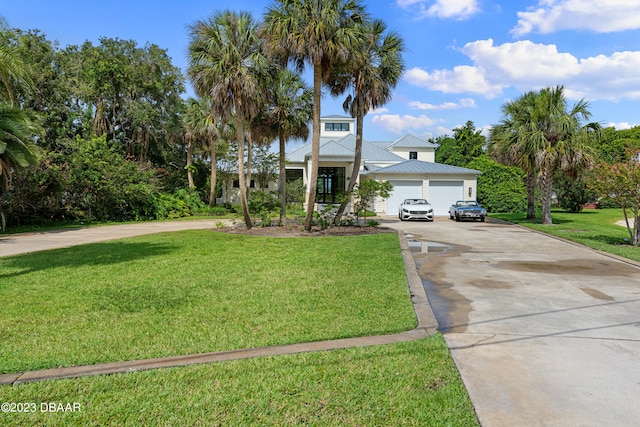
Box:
left=490, top=86, right=598, bottom=224
left=0, top=104, right=39, bottom=189
left=261, top=68, right=312, bottom=225
left=263, top=0, right=368, bottom=231
left=183, top=98, right=209, bottom=190
left=0, top=19, right=34, bottom=107
left=187, top=10, right=269, bottom=229
left=327, top=18, right=405, bottom=223
left=489, top=91, right=539, bottom=219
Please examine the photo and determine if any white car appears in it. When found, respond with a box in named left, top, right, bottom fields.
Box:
left=398, top=198, right=434, bottom=221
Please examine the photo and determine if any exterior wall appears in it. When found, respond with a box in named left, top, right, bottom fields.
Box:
left=388, top=147, right=435, bottom=162
left=320, top=117, right=355, bottom=139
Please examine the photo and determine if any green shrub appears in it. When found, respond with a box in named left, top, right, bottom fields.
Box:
left=248, top=191, right=279, bottom=214
left=209, top=206, right=228, bottom=216
left=468, top=156, right=527, bottom=213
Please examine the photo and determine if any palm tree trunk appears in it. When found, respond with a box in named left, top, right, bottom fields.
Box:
left=187, top=138, right=195, bottom=189
left=526, top=169, right=536, bottom=219
left=279, top=130, right=287, bottom=225
left=235, top=114, right=252, bottom=229
left=209, top=135, right=217, bottom=207
left=334, top=112, right=363, bottom=224
left=245, top=135, right=253, bottom=200
left=538, top=164, right=553, bottom=225
left=304, top=62, right=322, bottom=232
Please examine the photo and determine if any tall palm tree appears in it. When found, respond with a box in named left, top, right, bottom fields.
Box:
left=490, top=86, right=598, bottom=224
left=261, top=68, right=312, bottom=225
left=187, top=10, right=269, bottom=229
left=263, top=0, right=368, bottom=231
left=327, top=18, right=405, bottom=223
left=0, top=104, right=39, bottom=189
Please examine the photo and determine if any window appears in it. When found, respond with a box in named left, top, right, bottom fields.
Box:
left=233, top=179, right=256, bottom=188
left=324, top=122, right=350, bottom=132
left=286, top=169, right=304, bottom=182
left=316, top=167, right=345, bottom=203
left=409, top=151, right=418, bottom=160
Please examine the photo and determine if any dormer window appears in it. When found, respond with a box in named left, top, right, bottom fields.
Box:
left=325, top=122, right=350, bottom=132
left=409, top=151, right=418, bottom=160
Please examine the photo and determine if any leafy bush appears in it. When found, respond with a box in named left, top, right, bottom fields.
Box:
left=467, top=156, right=527, bottom=213
left=285, top=179, right=306, bottom=208
left=151, top=189, right=207, bottom=220
left=248, top=191, right=279, bottom=214
left=209, top=206, right=228, bottom=216
left=554, top=173, right=596, bottom=213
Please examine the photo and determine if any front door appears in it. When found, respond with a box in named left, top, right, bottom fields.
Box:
left=316, top=167, right=345, bottom=204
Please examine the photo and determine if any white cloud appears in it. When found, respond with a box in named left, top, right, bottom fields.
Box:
left=512, top=0, right=640, bottom=36
left=395, top=0, right=480, bottom=20
left=404, top=65, right=503, bottom=98
left=606, top=121, right=635, bottom=130
left=371, top=114, right=438, bottom=134
left=408, top=98, right=476, bottom=110
left=460, top=39, right=580, bottom=83
left=406, top=38, right=640, bottom=102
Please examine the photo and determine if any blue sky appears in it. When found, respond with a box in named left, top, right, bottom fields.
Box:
left=2, top=0, right=640, bottom=142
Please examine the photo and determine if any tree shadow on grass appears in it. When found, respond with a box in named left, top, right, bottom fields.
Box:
left=0, top=240, right=179, bottom=279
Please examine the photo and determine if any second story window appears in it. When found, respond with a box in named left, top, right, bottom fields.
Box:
left=325, top=122, right=350, bottom=132
left=409, top=151, right=418, bottom=160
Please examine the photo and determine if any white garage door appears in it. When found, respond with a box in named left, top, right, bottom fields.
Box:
left=386, top=180, right=423, bottom=216
left=429, top=181, right=464, bottom=216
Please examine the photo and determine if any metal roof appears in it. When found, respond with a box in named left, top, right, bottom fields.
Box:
left=388, top=134, right=439, bottom=149
left=286, top=134, right=405, bottom=163
left=362, top=160, right=481, bottom=175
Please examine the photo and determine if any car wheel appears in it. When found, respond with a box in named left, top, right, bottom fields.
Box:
left=455, top=214, right=460, bottom=222
left=480, top=216, right=485, bottom=222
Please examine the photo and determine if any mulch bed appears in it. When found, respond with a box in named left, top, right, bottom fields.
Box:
left=215, top=224, right=395, bottom=238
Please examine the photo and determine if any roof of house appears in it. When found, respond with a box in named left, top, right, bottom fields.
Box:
left=362, top=160, right=481, bottom=176
left=388, top=134, right=439, bottom=149
left=287, top=134, right=405, bottom=163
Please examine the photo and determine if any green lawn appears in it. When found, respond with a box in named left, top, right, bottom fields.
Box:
left=0, top=231, right=416, bottom=373
left=0, top=229, right=479, bottom=426
left=0, top=335, right=477, bottom=426
left=491, top=208, right=640, bottom=262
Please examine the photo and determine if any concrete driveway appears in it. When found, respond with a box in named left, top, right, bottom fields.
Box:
left=385, top=217, right=640, bottom=427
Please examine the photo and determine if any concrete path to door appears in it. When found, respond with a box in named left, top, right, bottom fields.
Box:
left=385, top=217, right=640, bottom=427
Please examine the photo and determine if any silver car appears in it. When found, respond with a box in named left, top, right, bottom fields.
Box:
left=398, top=198, right=434, bottom=221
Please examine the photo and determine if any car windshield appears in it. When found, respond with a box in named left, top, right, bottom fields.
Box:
left=458, top=201, right=478, bottom=207
left=404, top=199, right=429, bottom=205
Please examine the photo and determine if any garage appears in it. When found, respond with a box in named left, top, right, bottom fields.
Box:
left=386, top=180, right=423, bottom=216
left=428, top=181, right=464, bottom=216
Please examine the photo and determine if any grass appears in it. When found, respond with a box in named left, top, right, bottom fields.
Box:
left=490, top=208, right=640, bottom=262
left=0, top=335, right=477, bottom=426
left=0, top=229, right=479, bottom=426
left=0, top=231, right=416, bottom=373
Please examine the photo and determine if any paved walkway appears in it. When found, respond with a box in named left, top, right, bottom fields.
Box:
left=0, top=220, right=438, bottom=385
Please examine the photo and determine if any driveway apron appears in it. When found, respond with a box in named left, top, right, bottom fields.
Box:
left=386, top=218, right=640, bottom=427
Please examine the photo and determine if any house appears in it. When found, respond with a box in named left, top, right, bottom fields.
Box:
left=286, top=115, right=481, bottom=216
